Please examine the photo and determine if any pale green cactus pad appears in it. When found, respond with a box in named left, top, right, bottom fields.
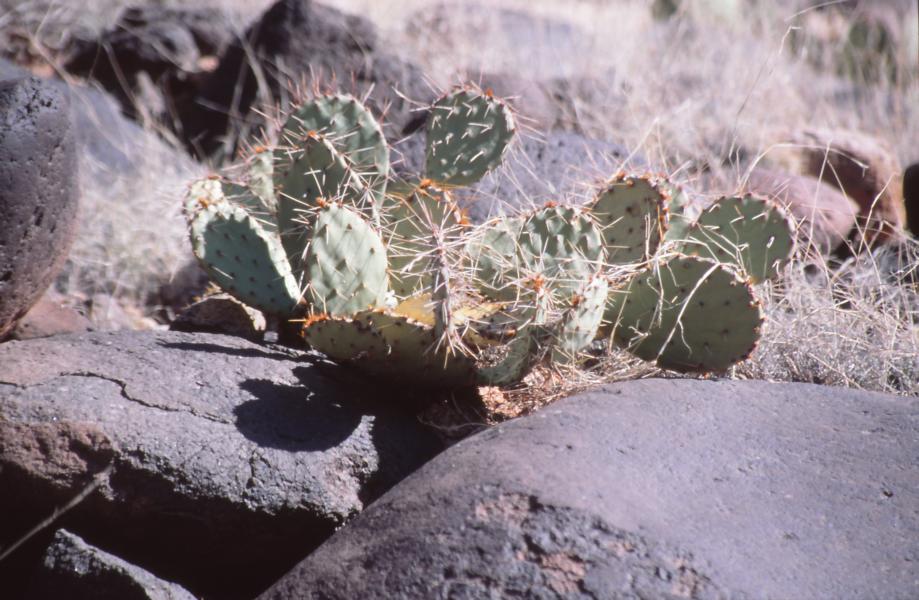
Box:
left=353, top=311, right=477, bottom=387
left=552, top=275, right=609, bottom=361
left=301, top=314, right=389, bottom=363
left=466, top=215, right=523, bottom=300
left=184, top=177, right=226, bottom=219
left=682, top=195, right=795, bottom=283
left=382, top=182, right=467, bottom=298
left=516, top=205, right=606, bottom=301
left=304, top=204, right=389, bottom=316
left=280, top=94, right=389, bottom=186
left=590, top=175, right=668, bottom=264
left=661, top=181, right=693, bottom=244
left=605, top=254, right=763, bottom=372
left=275, top=133, right=368, bottom=273
left=425, top=88, right=516, bottom=187
left=189, top=201, right=300, bottom=316
left=248, top=147, right=276, bottom=215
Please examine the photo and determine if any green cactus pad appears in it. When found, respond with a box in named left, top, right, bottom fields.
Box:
left=552, top=275, right=609, bottom=361
left=605, top=254, right=763, bottom=373
left=189, top=202, right=300, bottom=316
left=661, top=181, right=693, bottom=243
left=304, top=204, right=389, bottom=316
left=682, top=195, right=795, bottom=283
left=589, top=175, right=668, bottom=264
left=466, top=215, right=523, bottom=300
left=275, top=132, right=368, bottom=274
left=382, top=183, right=467, bottom=298
left=425, top=88, right=516, bottom=187
left=280, top=94, right=389, bottom=186
left=184, top=177, right=226, bottom=221
left=301, top=314, right=389, bottom=363
left=516, top=205, right=605, bottom=301
left=475, top=325, right=548, bottom=387
left=353, top=311, right=477, bottom=387
left=248, top=147, right=276, bottom=215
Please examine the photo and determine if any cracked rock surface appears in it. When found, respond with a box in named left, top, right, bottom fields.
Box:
left=0, top=330, right=442, bottom=599
left=260, top=379, right=919, bottom=600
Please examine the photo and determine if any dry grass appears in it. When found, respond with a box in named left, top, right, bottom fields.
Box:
left=2, top=0, right=917, bottom=395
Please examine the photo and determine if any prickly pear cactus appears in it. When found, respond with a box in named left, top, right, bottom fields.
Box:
left=279, top=93, right=389, bottom=187
left=188, top=198, right=300, bottom=316
left=681, top=194, right=795, bottom=283
left=303, top=203, right=389, bottom=316
left=590, top=174, right=668, bottom=264
left=425, top=87, right=516, bottom=187
left=604, top=254, right=763, bottom=372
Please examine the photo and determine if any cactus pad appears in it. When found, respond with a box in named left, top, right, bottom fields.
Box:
left=516, top=205, right=605, bottom=301
left=466, top=215, right=523, bottom=300
left=590, top=175, right=668, bottom=264
left=280, top=94, right=389, bottom=186
left=425, top=88, right=516, bottom=187
left=552, top=275, right=609, bottom=361
left=184, top=177, right=226, bottom=220
left=304, top=204, right=389, bottom=316
left=382, top=183, right=466, bottom=298
left=275, top=132, right=368, bottom=272
left=189, top=202, right=300, bottom=315
left=353, top=311, right=477, bottom=387
left=301, top=314, right=389, bottom=363
left=248, top=147, right=276, bottom=215
left=606, top=254, right=763, bottom=372
left=682, top=195, right=794, bottom=283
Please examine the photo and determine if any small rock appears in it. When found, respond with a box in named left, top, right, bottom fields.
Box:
left=8, top=290, right=92, bottom=340
left=0, top=76, right=79, bottom=340
left=744, top=167, right=859, bottom=254
left=171, top=293, right=266, bottom=340
left=28, top=529, right=196, bottom=600
left=777, top=128, right=906, bottom=245
left=259, top=379, right=919, bottom=599
left=0, top=330, right=442, bottom=598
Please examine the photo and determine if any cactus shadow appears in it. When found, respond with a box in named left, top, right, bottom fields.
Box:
left=234, top=372, right=365, bottom=452
left=158, top=340, right=305, bottom=363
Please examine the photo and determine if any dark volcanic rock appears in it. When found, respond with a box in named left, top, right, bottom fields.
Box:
left=0, top=76, right=79, bottom=340
left=905, top=162, right=918, bottom=237
left=259, top=379, right=919, bottom=600
left=27, top=529, right=195, bottom=600
left=0, top=330, right=442, bottom=599
left=65, top=5, right=235, bottom=121
left=180, top=0, right=431, bottom=159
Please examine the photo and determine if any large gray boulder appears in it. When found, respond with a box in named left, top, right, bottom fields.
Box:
left=0, top=330, right=442, bottom=599
left=260, top=379, right=919, bottom=600
left=28, top=529, right=195, bottom=600
left=0, top=76, right=79, bottom=339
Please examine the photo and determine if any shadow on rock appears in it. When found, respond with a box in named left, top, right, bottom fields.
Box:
left=157, top=340, right=302, bottom=362
left=235, top=377, right=363, bottom=452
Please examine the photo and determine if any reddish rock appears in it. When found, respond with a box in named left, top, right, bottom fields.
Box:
left=789, top=128, right=905, bottom=245
left=8, top=291, right=92, bottom=341
left=744, top=167, right=858, bottom=254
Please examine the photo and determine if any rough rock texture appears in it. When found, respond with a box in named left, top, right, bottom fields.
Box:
left=395, top=130, right=644, bottom=223
left=260, top=379, right=919, bottom=600
left=9, top=290, right=93, bottom=340
left=0, top=330, right=442, bottom=599
left=904, top=162, right=918, bottom=237
left=27, top=529, right=195, bottom=600
left=784, top=128, right=906, bottom=245
left=180, top=0, right=432, bottom=159
left=65, top=5, right=235, bottom=121
left=0, top=76, right=79, bottom=340
left=744, top=166, right=859, bottom=254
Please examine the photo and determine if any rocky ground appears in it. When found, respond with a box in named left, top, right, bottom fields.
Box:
left=0, top=0, right=917, bottom=597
